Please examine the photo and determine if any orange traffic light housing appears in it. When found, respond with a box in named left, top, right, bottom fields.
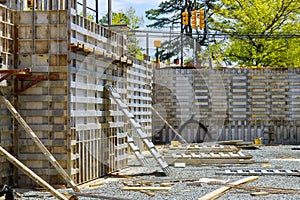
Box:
left=191, top=10, right=197, bottom=29
left=182, top=12, right=189, bottom=25
left=199, top=9, right=205, bottom=30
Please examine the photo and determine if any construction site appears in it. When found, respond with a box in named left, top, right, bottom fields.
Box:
left=0, top=0, right=299, bottom=199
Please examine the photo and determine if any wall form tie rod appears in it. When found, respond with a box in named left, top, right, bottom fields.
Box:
left=0, top=146, right=69, bottom=200
left=0, top=95, right=80, bottom=192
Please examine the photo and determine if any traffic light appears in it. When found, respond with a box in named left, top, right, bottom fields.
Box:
left=191, top=10, right=197, bottom=29
left=27, top=0, right=33, bottom=9
left=199, top=9, right=205, bottom=30
left=182, top=12, right=188, bottom=25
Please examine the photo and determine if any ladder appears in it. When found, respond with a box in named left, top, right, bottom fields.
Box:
left=105, top=85, right=171, bottom=175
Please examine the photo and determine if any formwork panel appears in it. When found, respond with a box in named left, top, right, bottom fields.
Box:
left=153, top=68, right=300, bottom=144
left=18, top=40, right=32, bottom=53
left=0, top=5, right=14, bottom=184
left=18, top=12, right=32, bottom=25
left=11, top=7, right=146, bottom=187
left=35, top=40, right=49, bottom=54
left=35, top=25, right=49, bottom=39
left=49, top=24, right=68, bottom=39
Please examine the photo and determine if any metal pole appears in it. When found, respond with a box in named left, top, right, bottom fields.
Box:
left=204, top=0, right=212, bottom=69
left=146, top=32, right=149, bottom=56
left=156, top=47, right=159, bottom=63
left=180, top=9, right=184, bottom=67
left=95, top=0, right=99, bottom=23
left=108, top=0, right=112, bottom=26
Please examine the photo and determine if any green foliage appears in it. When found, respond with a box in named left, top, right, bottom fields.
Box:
left=146, top=0, right=185, bottom=28
left=145, top=0, right=218, bottom=62
left=99, top=7, right=143, bottom=29
left=99, top=7, right=144, bottom=60
left=146, top=0, right=300, bottom=67
left=79, top=12, right=95, bottom=21
left=212, top=0, right=300, bottom=67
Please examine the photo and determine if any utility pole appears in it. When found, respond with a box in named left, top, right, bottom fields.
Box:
left=96, top=0, right=99, bottom=23
left=180, top=8, right=184, bottom=67
left=204, top=0, right=212, bottom=69
left=108, top=0, right=112, bottom=26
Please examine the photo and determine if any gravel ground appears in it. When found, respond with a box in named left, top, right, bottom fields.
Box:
left=15, top=145, right=300, bottom=200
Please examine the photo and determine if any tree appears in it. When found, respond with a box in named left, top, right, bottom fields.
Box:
left=146, top=0, right=218, bottom=63
left=211, top=0, right=300, bottom=67
left=146, top=0, right=300, bottom=67
left=99, top=7, right=144, bottom=60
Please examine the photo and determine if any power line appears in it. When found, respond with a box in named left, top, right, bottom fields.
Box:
left=130, top=30, right=300, bottom=39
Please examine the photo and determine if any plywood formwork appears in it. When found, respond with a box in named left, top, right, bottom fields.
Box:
left=0, top=4, right=14, bottom=86
left=153, top=68, right=300, bottom=145
left=0, top=91, right=13, bottom=185
left=7, top=6, right=152, bottom=187
left=0, top=4, right=14, bottom=186
left=127, top=59, right=152, bottom=151
left=15, top=9, right=69, bottom=187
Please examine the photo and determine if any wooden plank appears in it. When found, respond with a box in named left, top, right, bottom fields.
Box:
left=0, top=146, right=68, bottom=200
left=0, top=95, right=80, bottom=192
left=198, top=176, right=259, bottom=200
left=122, top=186, right=171, bottom=191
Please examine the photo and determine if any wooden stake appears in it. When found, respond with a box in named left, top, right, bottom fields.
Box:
left=0, top=95, right=80, bottom=192
left=198, top=176, right=259, bottom=200
left=0, top=146, right=69, bottom=200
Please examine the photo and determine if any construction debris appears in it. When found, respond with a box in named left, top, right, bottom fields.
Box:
left=218, top=140, right=261, bottom=150
left=166, top=143, right=239, bottom=152
left=174, top=162, right=186, bottom=168
left=208, top=181, right=300, bottom=195
left=139, top=190, right=155, bottom=197
left=250, top=191, right=270, bottom=196
left=164, top=151, right=253, bottom=166
left=159, top=183, right=175, bottom=187
left=198, top=176, right=259, bottom=200
left=161, top=143, right=254, bottom=166
left=122, top=186, right=172, bottom=191
left=216, top=169, right=300, bottom=176
left=186, top=178, right=229, bottom=186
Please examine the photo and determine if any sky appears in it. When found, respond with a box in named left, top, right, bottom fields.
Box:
left=84, top=0, right=178, bottom=60
left=87, top=0, right=164, bottom=26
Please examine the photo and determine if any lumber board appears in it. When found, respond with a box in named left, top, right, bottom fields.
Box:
left=0, top=146, right=68, bottom=200
left=165, top=158, right=254, bottom=166
left=167, top=144, right=238, bottom=152
left=122, top=186, right=171, bottom=191
left=198, top=176, right=259, bottom=200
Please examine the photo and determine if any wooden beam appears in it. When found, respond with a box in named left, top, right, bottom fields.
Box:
left=198, top=176, right=259, bottom=200
left=0, top=95, right=80, bottom=192
left=122, top=186, right=172, bottom=191
left=0, top=146, right=68, bottom=200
